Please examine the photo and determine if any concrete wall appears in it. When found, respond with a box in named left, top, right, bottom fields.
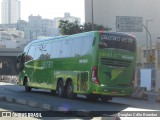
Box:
left=155, top=69, right=160, bottom=92
left=85, top=0, right=160, bottom=46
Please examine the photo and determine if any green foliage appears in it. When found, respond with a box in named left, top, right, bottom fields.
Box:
left=59, top=20, right=111, bottom=35
left=59, top=20, right=82, bottom=35
left=83, top=23, right=111, bottom=32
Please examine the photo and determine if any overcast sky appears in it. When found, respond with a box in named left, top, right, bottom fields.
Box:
left=0, top=0, right=85, bottom=23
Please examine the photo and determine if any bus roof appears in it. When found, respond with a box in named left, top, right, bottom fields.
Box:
left=24, top=31, right=135, bottom=52
left=27, top=31, right=135, bottom=45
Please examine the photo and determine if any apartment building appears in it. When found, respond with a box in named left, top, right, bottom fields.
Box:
left=0, top=28, right=24, bottom=48
left=1, top=0, right=21, bottom=24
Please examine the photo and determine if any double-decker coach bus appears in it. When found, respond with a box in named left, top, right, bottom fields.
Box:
left=17, top=31, right=136, bottom=101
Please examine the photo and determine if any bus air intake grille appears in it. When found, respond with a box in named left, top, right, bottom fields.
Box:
left=100, top=58, right=132, bottom=68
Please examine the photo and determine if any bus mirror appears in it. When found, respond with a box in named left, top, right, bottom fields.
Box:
left=17, top=53, right=25, bottom=63
left=17, top=57, right=20, bottom=63
left=17, top=52, right=25, bottom=71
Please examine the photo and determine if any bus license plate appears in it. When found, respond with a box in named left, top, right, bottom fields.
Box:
left=111, top=91, right=118, bottom=94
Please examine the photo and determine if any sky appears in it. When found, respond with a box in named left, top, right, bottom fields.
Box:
left=0, top=0, right=85, bottom=23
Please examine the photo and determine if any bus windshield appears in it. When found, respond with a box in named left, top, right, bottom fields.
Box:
left=99, top=33, right=136, bottom=52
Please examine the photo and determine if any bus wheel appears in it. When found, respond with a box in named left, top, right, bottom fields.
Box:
left=24, top=81, right=31, bottom=92
left=86, top=95, right=99, bottom=102
left=51, top=90, right=56, bottom=95
left=66, top=81, right=76, bottom=99
left=101, top=96, right=112, bottom=102
left=57, top=80, right=64, bottom=97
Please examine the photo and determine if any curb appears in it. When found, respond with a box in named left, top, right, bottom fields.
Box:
left=0, top=96, right=5, bottom=101
left=130, top=87, right=148, bottom=100
left=16, top=99, right=28, bottom=105
left=0, top=95, right=54, bottom=111
left=28, top=101, right=39, bottom=108
left=0, top=95, right=98, bottom=117
left=41, top=104, right=53, bottom=110
left=5, top=97, right=16, bottom=103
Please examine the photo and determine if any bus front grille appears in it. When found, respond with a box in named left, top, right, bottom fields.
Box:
left=100, top=58, right=132, bottom=68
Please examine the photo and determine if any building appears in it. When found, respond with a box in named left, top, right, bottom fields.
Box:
left=17, top=19, right=28, bottom=32
left=17, top=15, right=57, bottom=41
left=85, top=0, right=160, bottom=92
left=1, top=13, right=81, bottom=42
left=85, top=0, right=160, bottom=47
left=0, top=15, right=58, bottom=42
left=1, top=0, right=21, bottom=24
left=0, top=28, right=24, bottom=48
left=136, top=43, right=160, bottom=92
left=54, top=13, right=81, bottom=28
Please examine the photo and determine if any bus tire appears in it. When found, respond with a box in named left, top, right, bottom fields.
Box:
left=66, top=81, right=76, bottom=99
left=51, top=90, right=56, bottom=95
left=86, top=95, right=99, bottom=102
left=57, top=80, right=64, bottom=97
left=24, top=80, right=31, bottom=92
left=101, top=96, right=112, bottom=102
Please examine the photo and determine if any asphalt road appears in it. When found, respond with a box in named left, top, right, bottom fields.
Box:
left=0, top=82, right=160, bottom=120
left=0, top=82, right=129, bottom=111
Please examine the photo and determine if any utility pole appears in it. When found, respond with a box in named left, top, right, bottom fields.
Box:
left=91, top=0, right=94, bottom=31
left=143, top=23, right=154, bottom=68
left=146, top=20, right=153, bottom=56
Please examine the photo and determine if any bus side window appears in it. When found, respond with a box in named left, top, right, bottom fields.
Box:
left=34, top=44, right=42, bottom=60
left=17, top=53, right=25, bottom=71
left=81, top=36, right=94, bottom=55
left=71, top=37, right=82, bottom=57
left=60, top=39, right=72, bottom=58
left=41, top=42, right=51, bottom=59
left=50, top=40, right=62, bottom=58
left=26, top=45, right=36, bottom=61
left=36, top=43, right=51, bottom=60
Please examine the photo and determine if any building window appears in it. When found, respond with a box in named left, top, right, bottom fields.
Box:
left=152, top=49, right=155, bottom=54
left=144, top=49, right=155, bottom=57
left=137, top=63, right=142, bottom=68
left=151, top=62, right=155, bottom=68
left=143, top=50, right=148, bottom=57
left=144, top=63, right=149, bottom=68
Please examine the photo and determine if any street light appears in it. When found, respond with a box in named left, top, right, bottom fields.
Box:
left=143, top=20, right=153, bottom=68
left=146, top=20, right=153, bottom=54
left=143, top=24, right=152, bottom=54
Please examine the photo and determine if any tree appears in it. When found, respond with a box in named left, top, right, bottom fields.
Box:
left=59, top=20, right=82, bottom=35
left=59, top=20, right=111, bottom=35
left=82, top=23, right=111, bottom=32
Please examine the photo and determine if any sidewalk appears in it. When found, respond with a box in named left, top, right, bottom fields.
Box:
left=112, top=91, right=160, bottom=110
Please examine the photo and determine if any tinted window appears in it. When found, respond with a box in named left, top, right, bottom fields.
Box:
left=60, top=39, right=72, bottom=58
left=26, top=44, right=36, bottom=61
left=50, top=40, right=62, bottom=58
left=71, top=37, right=82, bottom=57
left=99, top=33, right=135, bottom=52
left=50, top=36, right=93, bottom=58
left=39, top=43, right=51, bottom=59
left=81, top=36, right=93, bottom=55
left=34, top=44, right=43, bottom=60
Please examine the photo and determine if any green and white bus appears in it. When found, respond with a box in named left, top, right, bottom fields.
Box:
left=17, top=31, right=136, bottom=101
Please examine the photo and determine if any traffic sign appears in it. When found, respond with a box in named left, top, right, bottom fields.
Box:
left=147, top=54, right=156, bottom=63
left=116, top=16, right=143, bottom=32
